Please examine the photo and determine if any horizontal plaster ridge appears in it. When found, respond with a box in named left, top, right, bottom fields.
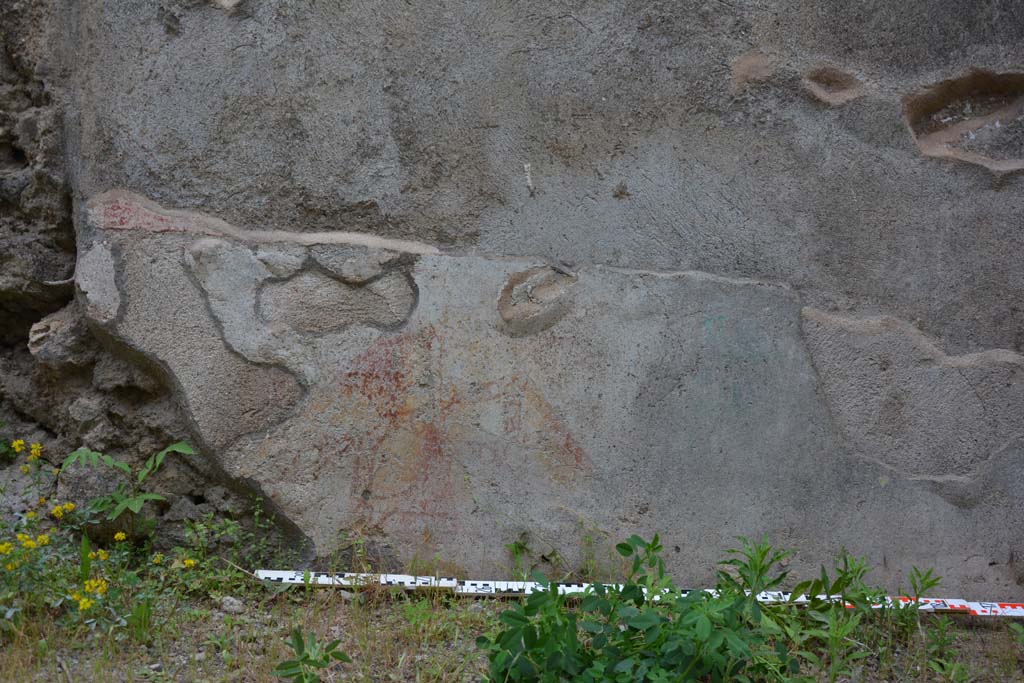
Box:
left=87, top=190, right=792, bottom=289
left=87, top=189, right=441, bottom=255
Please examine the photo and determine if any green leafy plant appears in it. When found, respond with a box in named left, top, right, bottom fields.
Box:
left=403, top=597, right=432, bottom=630
left=477, top=534, right=796, bottom=682
left=909, top=566, right=942, bottom=603
left=1009, top=621, right=1024, bottom=648
left=79, top=534, right=92, bottom=584
left=926, top=614, right=957, bottom=661
left=506, top=532, right=534, bottom=582
left=927, top=657, right=971, bottom=683
left=578, top=531, right=599, bottom=582
left=62, top=441, right=194, bottom=535
left=184, top=514, right=247, bottom=561
left=205, top=629, right=233, bottom=654
left=126, top=597, right=154, bottom=644
left=893, top=565, right=942, bottom=644
left=716, top=535, right=791, bottom=597
left=801, top=607, right=870, bottom=683
left=924, top=614, right=969, bottom=683
left=273, top=627, right=351, bottom=682
left=477, top=571, right=586, bottom=681
left=0, top=424, right=15, bottom=463
left=0, top=432, right=309, bottom=667
left=789, top=550, right=882, bottom=616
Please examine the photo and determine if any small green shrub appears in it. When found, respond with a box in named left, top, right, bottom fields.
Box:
left=477, top=534, right=798, bottom=682
left=62, top=441, right=194, bottom=536
left=0, top=424, right=15, bottom=464
left=274, top=627, right=351, bottom=682
left=927, top=657, right=971, bottom=683
left=800, top=607, right=870, bottom=683
left=1008, top=621, right=1024, bottom=649
left=506, top=532, right=535, bottom=582
left=926, top=614, right=957, bottom=661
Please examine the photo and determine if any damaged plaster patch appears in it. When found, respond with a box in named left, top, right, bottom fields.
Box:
left=801, top=307, right=1024, bottom=483
left=729, top=49, right=779, bottom=95
left=210, top=0, right=243, bottom=10
left=310, top=245, right=404, bottom=285
left=803, top=66, right=863, bottom=106
left=183, top=236, right=417, bottom=379
left=260, top=270, right=415, bottom=334
left=184, top=238, right=320, bottom=380
left=903, top=70, right=1024, bottom=173
left=79, top=207, right=306, bottom=451
left=28, top=304, right=97, bottom=369
left=497, top=266, right=577, bottom=337
left=256, top=245, right=307, bottom=278
left=75, top=242, right=121, bottom=325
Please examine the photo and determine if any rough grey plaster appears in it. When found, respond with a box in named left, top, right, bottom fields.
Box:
left=2, top=0, right=1021, bottom=597
left=64, top=0, right=1024, bottom=356
left=76, top=191, right=1024, bottom=597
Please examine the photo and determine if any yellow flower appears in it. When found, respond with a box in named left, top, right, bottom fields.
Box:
left=4, top=562, right=16, bottom=571
left=35, top=534, right=48, bottom=546
left=71, top=592, right=81, bottom=601
left=50, top=506, right=64, bottom=520
left=52, top=467, right=59, bottom=476
left=88, top=551, right=97, bottom=560
left=10, top=440, right=24, bottom=453
left=30, top=443, right=41, bottom=458
left=62, top=502, right=75, bottom=513
left=0, top=543, right=12, bottom=555
left=84, top=578, right=107, bottom=595
left=96, top=549, right=108, bottom=561
left=16, top=533, right=29, bottom=543
left=26, top=453, right=39, bottom=462
left=182, top=558, right=197, bottom=569
left=37, top=496, right=46, bottom=506
left=25, top=511, right=36, bottom=520
left=19, top=465, right=29, bottom=475
left=21, top=539, right=36, bottom=550
left=114, top=532, right=127, bottom=542
left=152, top=553, right=164, bottom=565
left=77, top=597, right=94, bottom=611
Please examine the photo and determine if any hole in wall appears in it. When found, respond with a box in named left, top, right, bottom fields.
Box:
left=803, top=65, right=863, bottom=106
left=0, top=140, right=28, bottom=170
left=903, top=69, right=1024, bottom=173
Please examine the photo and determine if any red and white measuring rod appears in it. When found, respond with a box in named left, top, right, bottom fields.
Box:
left=255, top=570, right=1024, bottom=618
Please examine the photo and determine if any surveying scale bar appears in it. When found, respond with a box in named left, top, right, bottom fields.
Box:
left=255, top=570, right=1024, bottom=618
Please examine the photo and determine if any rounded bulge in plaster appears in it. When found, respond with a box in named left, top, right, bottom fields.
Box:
left=497, top=266, right=578, bottom=337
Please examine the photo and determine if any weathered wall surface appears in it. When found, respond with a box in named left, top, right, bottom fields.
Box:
left=2, top=0, right=1023, bottom=596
